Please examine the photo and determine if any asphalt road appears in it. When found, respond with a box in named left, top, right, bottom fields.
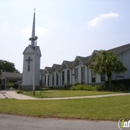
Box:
left=0, top=114, right=119, bottom=130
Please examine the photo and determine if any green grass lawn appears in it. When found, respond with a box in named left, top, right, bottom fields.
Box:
left=24, top=90, right=120, bottom=98
left=0, top=95, right=130, bottom=120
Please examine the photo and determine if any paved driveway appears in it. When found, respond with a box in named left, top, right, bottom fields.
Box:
left=0, top=114, right=119, bottom=130
left=0, top=92, right=5, bottom=99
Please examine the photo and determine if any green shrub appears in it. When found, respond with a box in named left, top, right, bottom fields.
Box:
left=70, top=84, right=96, bottom=91
left=64, top=84, right=71, bottom=90
left=10, top=87, right=14, bottom=90
left=16, top=89, right=24, bottom=94
left=111, top=84, right=118, bottom=91
left=111, top=83, right=126, bottom=91
left=13, top=83, right=19, bottom=89
left=96, top=85, right=104, bottom=91
left=74, top=82, right=80, bottom=86
left=105, top=79, right=130, bottom=91
left=6, top=82, right=14, bottom=89
left=0, top=84, right=5, bottom=90
left=85, top=86, right=95, bottom=91
left=119, top=83, right=126, bottom=91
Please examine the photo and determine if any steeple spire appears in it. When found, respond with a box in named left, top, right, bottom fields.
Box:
left=29, top=9, right=38, bottom=46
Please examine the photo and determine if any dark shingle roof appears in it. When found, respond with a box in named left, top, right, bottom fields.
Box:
left=46, top=67, right=52, bottom=72
left=54, top=64, right=61, bottom=70
left=77, top=56, right=90, bottom=63
left=40, top=69, right=44, bottom=73
left=64, top=61, right=73, bottom=67
left=107, top=43, right=130, bottom=54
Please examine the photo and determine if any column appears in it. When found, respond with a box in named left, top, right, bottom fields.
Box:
left=78, top=65, right=81, bottom=83
left=84, top=66, right=88, bottom=84
left=70, top=69, right=72, bottom=85
left=64, top=69, right=67, bottom=84
left=54, top=71, right=56, bottom=86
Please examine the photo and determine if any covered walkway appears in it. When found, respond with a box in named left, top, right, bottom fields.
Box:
left=1, top=72, right=22, bottom=89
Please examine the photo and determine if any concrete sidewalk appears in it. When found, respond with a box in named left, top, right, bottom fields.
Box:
left=0, top=90, right=130, bottom=100
left=1, top=91, right=37, bottom=100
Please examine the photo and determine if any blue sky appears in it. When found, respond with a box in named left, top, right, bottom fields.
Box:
left=0, top=0, right=130, bottom=72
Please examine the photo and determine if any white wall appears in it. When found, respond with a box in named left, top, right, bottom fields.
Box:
left=116, top=49, right=130, bottom=79
left=72, top=64, right=85, bottom=84
left=35, top=55, right=40, bottom=85
left=49, top=71, right=61, bottom=87
left=22, top=47, right=41, bottom=87
left=22, top=54, right=34, bottom=86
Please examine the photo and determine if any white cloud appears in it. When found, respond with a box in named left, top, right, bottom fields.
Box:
left=22, top=27, right=49, bottom=37
left=87, top=12, right=119, bottom=27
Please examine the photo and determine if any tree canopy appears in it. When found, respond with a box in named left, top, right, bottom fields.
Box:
left=0, top=60, right=19, bottom=73
left=90, top=50, right=127, bottom=89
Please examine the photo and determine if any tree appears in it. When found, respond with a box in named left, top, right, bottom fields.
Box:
left=90, top=50, right=127, bottom=90
left=0, top=60, right=19, bottom=73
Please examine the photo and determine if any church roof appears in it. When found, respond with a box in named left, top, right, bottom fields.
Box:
left=42, top=67, right=51, bottom=75
left=41, top=43, right=130, bottom=71
left=107, top=43, right=130, bottom=54
left=46, top=67, right=52, bottom=72
left=77, top=56, right=90, bottom=63
left=23, top=45, right=42, bottom=57
left=49, top=64, right=61, bottom=73
left=53, top=64, right=61, bottom=70
left=59, top=60, right=73, bottom=71
left=64, top=60, right=73, bottom=67
left=40, top=69, right=44, bottom=74
left=85, top=43, right=130, bottom=65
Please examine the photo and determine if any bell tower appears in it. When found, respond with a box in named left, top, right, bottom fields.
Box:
left=22, top=10, right=42, bottom=90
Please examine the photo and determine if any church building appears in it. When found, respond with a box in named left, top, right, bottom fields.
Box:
left=42, top=43, right=130, bottom=87
left=21, top=11, right=130, bottom=89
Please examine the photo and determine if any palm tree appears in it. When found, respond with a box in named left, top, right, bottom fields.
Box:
left=90, top=50, right=127, bottom=90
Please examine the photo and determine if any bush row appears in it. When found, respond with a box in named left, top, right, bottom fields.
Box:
left=0, top=82, right=19, bottom=90
left=69, top=83, right=129, bottom=91
left=105, top=79, right=130, bottom=91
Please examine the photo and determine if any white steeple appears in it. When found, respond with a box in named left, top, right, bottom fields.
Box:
left=29, top=9, right=38, bottom=46
left=22, top=9, right=42, bottom=91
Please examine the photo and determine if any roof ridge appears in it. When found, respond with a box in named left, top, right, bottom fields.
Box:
left=107, top=43, right=130, bottom=51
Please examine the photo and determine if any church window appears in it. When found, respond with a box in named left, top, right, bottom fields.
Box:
left=81, top=67, right=85, bottom=83
left=67, top=70, right=70, bottom=84
left=48, top=75, right=49, bottom=86
left=91, top=70, right=96, bottom=83
left=45, top=75, right=46, bottom=86
left=56, top=73, right=58, bottom=86
left=52, top=73, right=54, bottom=86
left=75, top=68, right=78, bottom=80
left=62, top=71, right=64, bottom=85
left=101, top=73, right=105, bottom=82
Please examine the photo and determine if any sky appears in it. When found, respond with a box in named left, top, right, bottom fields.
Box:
left=0, top=0, right=130, bottom=72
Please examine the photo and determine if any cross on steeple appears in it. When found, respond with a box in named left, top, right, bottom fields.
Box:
left=26, top=57, right=33, bottom=71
